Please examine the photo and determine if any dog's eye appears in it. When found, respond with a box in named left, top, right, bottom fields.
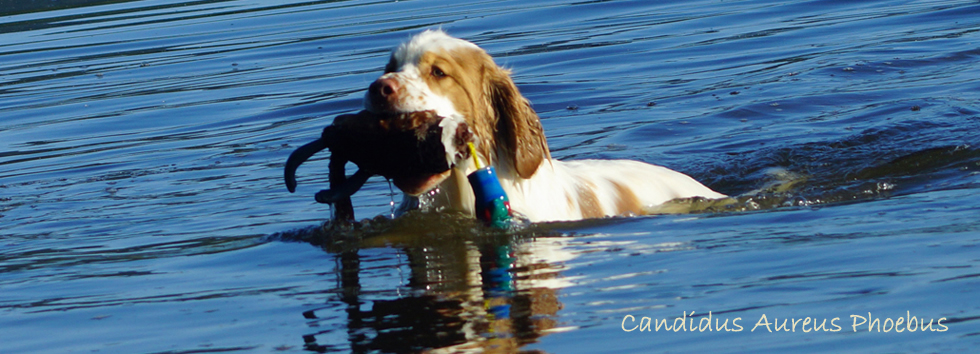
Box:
left=431, top=66, right=446, bottom=78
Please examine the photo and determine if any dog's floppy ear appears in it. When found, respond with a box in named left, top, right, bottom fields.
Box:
left=485, top=64, right=550, bottom=179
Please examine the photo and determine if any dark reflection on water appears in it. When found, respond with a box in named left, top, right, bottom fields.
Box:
left=275, top=214, right=565, bottom=353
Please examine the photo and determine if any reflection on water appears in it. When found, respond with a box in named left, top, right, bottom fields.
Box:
left=276, top=213, right=568, bottom=352
left=274, top=132, right=980, bottom=352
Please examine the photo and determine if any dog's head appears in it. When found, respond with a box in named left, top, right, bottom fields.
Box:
left=365, top=30, right=550, bottom=195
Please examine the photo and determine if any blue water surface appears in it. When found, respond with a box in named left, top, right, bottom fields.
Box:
left=1, top=0, right=979, bottom=353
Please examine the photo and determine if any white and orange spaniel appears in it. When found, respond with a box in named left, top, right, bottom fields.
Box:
left=366, top=30, right=725, bottom=222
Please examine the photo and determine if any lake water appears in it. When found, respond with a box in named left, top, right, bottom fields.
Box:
left=2, top=0, right=979, bottom=353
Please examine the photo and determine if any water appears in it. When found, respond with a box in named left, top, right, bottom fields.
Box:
left=2, top=0, right=979, bottom=352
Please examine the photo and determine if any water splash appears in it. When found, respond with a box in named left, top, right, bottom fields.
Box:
left=670, top=144, right=979, bottom=214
